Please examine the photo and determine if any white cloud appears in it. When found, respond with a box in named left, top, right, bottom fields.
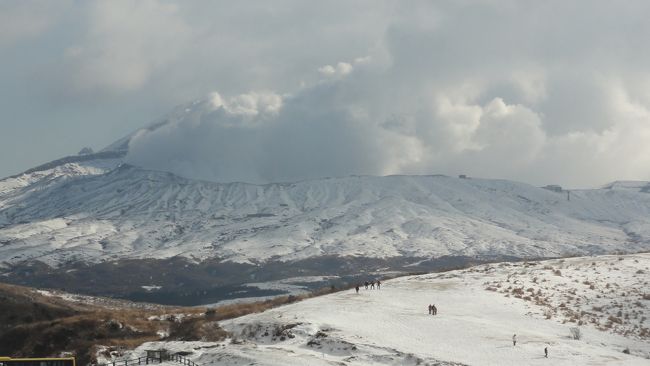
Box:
left=318, top=65, right=336, bottom=75
left=232, top=92, right=284, bottom=116
left=510, top=68, right=547, bottom=104
left=4, top=1, right=650, bottom=187
left=66, top=0, right=192, bottom=92
left=336, top=62, right=353, bottom=75
left=124, top=74, right=548, bottom=185
left=318, top=60, right=356, bottom=77
left=473, top=98, right=546, bottom=164
left=210, top=91, right=283, bottom=118
left=0, top=1, right=70, bottom=47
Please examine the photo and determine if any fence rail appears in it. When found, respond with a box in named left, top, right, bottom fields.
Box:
left=168, top=354, right=198, bottom=366
left=96, top=354, right=199, bottom=366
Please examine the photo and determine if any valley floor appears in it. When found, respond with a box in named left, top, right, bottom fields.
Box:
left=129, top=253, right=650, bottom=365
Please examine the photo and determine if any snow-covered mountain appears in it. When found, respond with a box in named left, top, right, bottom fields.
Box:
left=1, top=153, right=650, bottom=268
left=2, top=99, right=650, bottom=303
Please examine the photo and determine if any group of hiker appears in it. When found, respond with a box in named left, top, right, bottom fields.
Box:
left=350, top=280, right=551, bottom=359
left=354, top=280, right=381, bottom=293
left=513, top=334, right=549, bottom=358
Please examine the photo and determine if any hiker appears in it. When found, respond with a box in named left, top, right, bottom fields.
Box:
left=512, top=334, right=517, bottom=346
left=544, top=346, right=548, bottom=358
left=377, top=280, right=381, bottom=289
left=355, top=284, right=359, bottom=294
left=370, top=281, right=375, bottom=289
left=364, top=281, right=369, bottom=289
left=432, top=304, right=437, bottom=315
left=428, top=304, right=432, bottom=314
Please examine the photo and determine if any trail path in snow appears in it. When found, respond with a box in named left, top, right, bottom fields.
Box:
left=134, top=254, right=649, bottom=365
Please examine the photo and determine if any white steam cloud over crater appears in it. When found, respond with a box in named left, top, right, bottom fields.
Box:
left=3, top=2, right=650, bottom=185
left=74, top=1, right=650, bottom=188
left=125, top=51, right=650, bottom=187
left=3, top=1, right=650, bottom=186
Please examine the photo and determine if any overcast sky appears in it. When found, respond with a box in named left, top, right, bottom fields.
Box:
left=2, top=1, right=650, bottom=187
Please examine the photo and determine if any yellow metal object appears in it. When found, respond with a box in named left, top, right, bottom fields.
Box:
left=0, top=358, right=76, bottom=366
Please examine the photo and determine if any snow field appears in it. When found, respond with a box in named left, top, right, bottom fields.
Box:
left=133, top=254, right=650, bottom=365
left=481, top=254, right=650, bottom=341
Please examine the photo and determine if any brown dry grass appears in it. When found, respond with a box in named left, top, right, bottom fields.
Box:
left=0, top=281, right=342, bottom=366
left=0, top=282, right=207, bottom=365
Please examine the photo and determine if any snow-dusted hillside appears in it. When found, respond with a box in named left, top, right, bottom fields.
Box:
left=128, top=253, right=650, bottom=365
left=1, top=96, right=649, bottom=269
left=1, top=160, right=650, bottom=266
left=0, top=158, right=122, bottom=198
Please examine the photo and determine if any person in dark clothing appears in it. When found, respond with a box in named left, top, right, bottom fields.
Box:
left=364, top=281, right=369, bottom=289
left=432, top=304, right=437, bottom=315
left=370, top=281, right=375, bottom=289
left=355, top=284, right=359, bottom=294
left=428, top=304, right=432, bottom=314
left=544, top=346, right=548, bottom=358
left=512, top=334, right=517, bottom=346
left=377, top=280, right=381, bottom=289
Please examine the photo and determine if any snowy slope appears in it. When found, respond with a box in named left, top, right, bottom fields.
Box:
left=1, top=162, right=650, bottom=266
left=129, top=253, right=650, bottom=365
left=0, top=158, right=122, bottom=198
left=2, top=95, right=650, bottom=267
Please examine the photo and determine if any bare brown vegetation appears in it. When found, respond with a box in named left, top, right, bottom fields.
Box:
left=0, top=280, right=343, bottom=366
left=0, top=282, right=202, bottom=366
